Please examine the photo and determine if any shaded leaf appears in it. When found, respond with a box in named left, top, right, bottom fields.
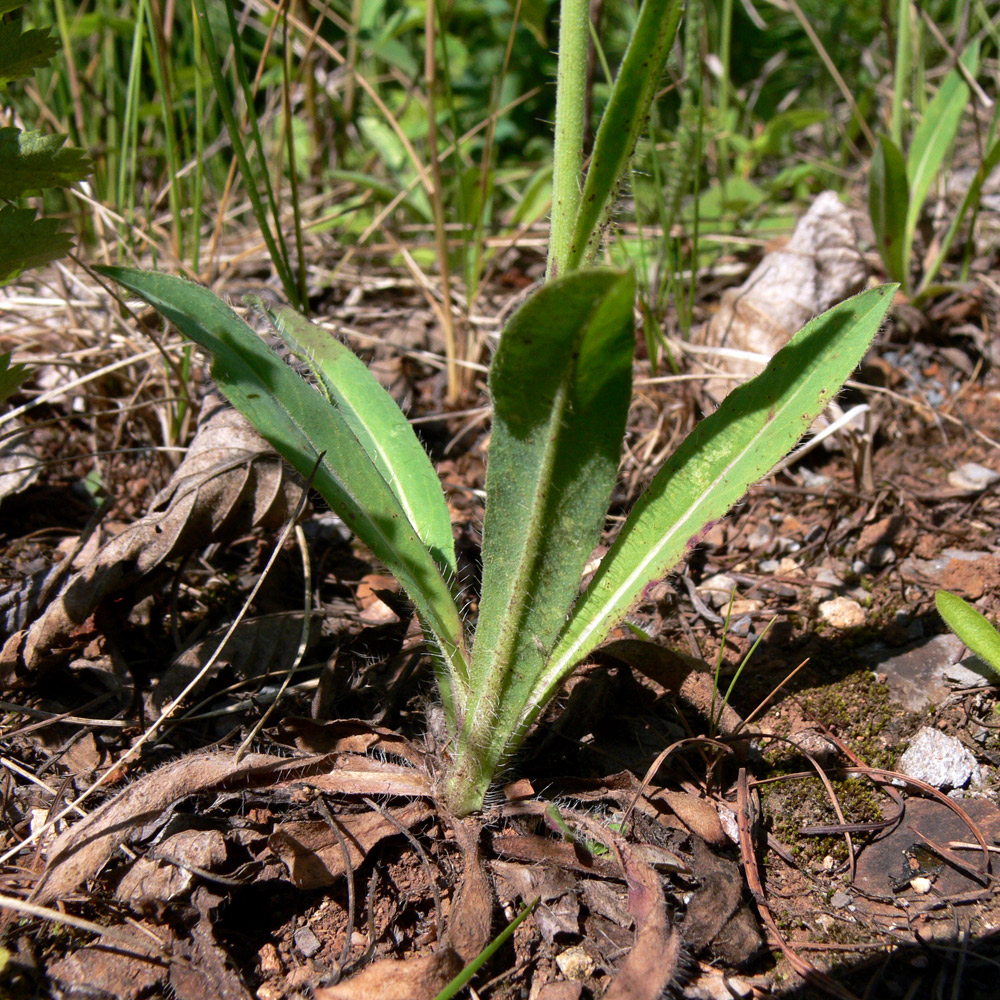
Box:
left=256, top=299, right=456, bottom=575
left=0, top=21, right=58, bottom=85
left=445, top=268, right=634, bottom=814
left=869, top=135, right=909, bottom=286
left=0, top=128, right=93, bottom=198
left=0, top=205, right=75, bottom=285
left=0, top=348, right=29, bottom=402
left=99, top=267, right=469, bottom=722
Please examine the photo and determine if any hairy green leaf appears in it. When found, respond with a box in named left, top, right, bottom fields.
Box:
left=99, top=267, right=470, bottom=719
left=936, top=590, right=1000, bottom=676
left=533, top=285, right=897, bottom=723
left=0, top=205, right=74, bottom=285
left=869, top=135, right=910, bottom=288
left=0, top=129, right=93, bottom=199
left=444, top=267, right=635, bottom=814
left=566, top=0, right=684, bottom=271
left=0, top=21, right=58, bottom=85
left=252, top=299, right=457, bottom=576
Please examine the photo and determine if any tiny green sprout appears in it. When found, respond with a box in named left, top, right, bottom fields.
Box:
left=935, top=590, right=1000, bottom=676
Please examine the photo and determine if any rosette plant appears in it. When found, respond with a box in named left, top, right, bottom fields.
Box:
left=100, top=0, right=894, bottom=816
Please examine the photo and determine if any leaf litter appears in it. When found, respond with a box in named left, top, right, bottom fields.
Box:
left=4, top=194, right=1000, bottom=997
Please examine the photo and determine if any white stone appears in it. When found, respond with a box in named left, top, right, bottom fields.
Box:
left=899, top=726, right=982, bottom=790
left=819, top=597, right=866, bottom=629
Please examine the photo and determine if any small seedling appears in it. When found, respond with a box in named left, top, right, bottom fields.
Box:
left=935, top=590, right=1000, bottom=678
left=100, top=0, right=895, bottom=817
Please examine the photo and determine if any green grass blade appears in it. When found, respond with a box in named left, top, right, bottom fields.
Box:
left=936, top=590, right=1000, bottom=676
left=253, top=300, right=457, bottom=577
left=444, top=267, right=635, bottom=815
left=534, top=285, right=897, bottom=719
left=918, top=134, right=1000, bottom=297
left=869, top=135, right=910, bottom=288
left=99, top=267, right=469, bottom=719
left=904, top=40, right=978, bottom=274
left=565, top=0, right=685, bottom=273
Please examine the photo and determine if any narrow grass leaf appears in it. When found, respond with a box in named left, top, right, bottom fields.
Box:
left=936, top=590, right=1000, bottom=676
left=254, top=300, right=457, bottom=577
left=918, top=134, right=1000, bottom=296
left=535, top=286, right=897, bottom=718
left=99, top=267, right=470, bottom=718
left=445, top=267, right=634, bottom=814
left=869, top=135, right=910, bottom=287
left=904, top=41, right=978, bottom=271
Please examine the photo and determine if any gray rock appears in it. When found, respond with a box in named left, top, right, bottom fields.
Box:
left=293, top=925, right=322, bottom=958
left=867, top=633, right=967, bottom=711
left=898, top=727, right=981, bottom=790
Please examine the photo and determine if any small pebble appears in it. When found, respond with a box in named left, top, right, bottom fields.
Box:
left=697, top=573, right=738, bottom=608
left=293, top=926, right=321, bottom=958
left=819, top=597, right=866, bottom=629
left=830, top=890, right=852, bottom=909
left=556, top=946, right=596, bottom=981
left=947, top=462, right=1000, bottom=492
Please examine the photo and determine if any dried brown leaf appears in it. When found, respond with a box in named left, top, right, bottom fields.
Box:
left=19, top=399, right=300, bottom=669
left=602, top=848, right=681, bottom=1000
left=47, top=922, right=168, bottom=999
left=32, top=751, right=333, bottom=904
left=696, top=190, right=867, bottom=381
left=313, top=950, right=465, bottom=1000
left=270, top=801, right=433, bottom=889
left=147, top=612, right=318, bottom=717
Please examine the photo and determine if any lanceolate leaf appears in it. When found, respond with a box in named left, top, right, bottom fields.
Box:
left=252, top=299, right=457, bottom=577
left=936, top=590, right=1000, bottom=676
left=0, top=128, right=93, bottom=199
left=444, top=267, right=635, bottom=814
left=566, top=0, right=684, bottom=271
left=869, top=135, right=909, bottom=288
left=905, top=40, right=978, bottom=265
left=98, top=268, right=469, bottom=719
left=531, top=285, right=897, bottom=724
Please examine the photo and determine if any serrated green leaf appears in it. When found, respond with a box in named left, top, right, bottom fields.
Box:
left=0, top=204, right=74, bottom=285
left=532, top=285, right=897, bottom=722
left=444, top=267, right=635, bottom=814
left=869, top=135, right=910, bottom=287
left=936, top=590, right=1000, bottom=675
left=252, top=299, right=457, bottom=577
left=0, top=350, right=29, bottom=405
left=0, top=128, right=93, bottom=199
left=98, top=267, right=470, bottom=720
left=0, top=21, right=58, bottom=85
